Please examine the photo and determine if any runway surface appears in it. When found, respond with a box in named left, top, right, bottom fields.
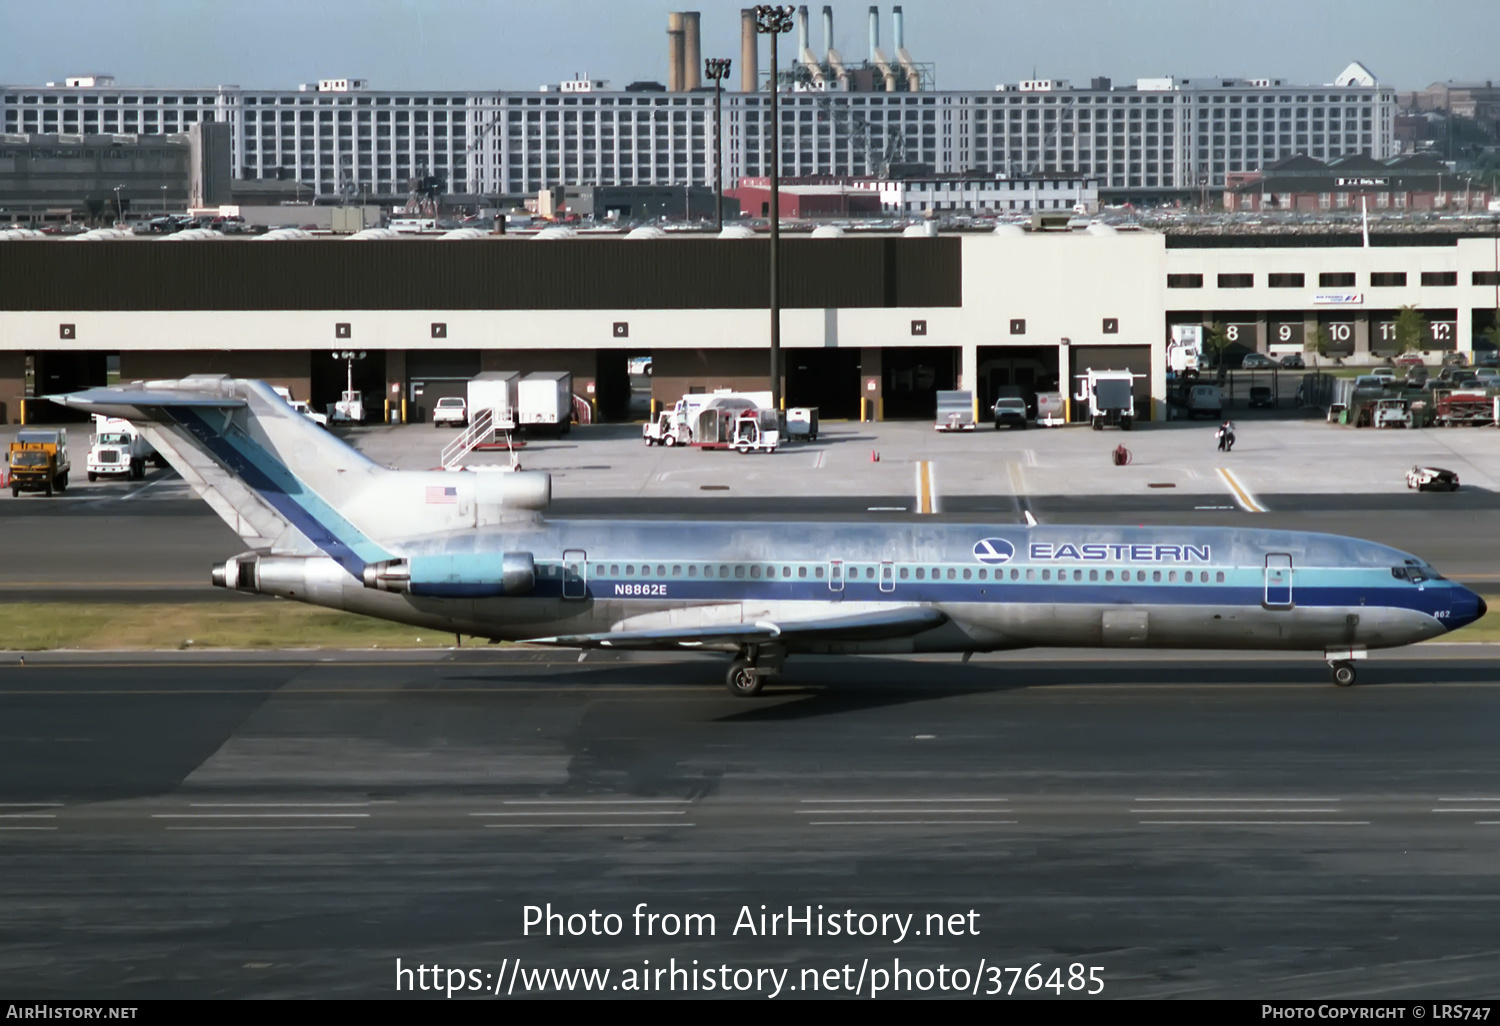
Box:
left=3, top=649, right=1500, bottom=998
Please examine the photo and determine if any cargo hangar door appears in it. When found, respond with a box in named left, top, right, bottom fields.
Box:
left=882, top=346, right=958, bottom=420
left=403, top=350, right=480, bottom=424
left=977, top=346, right=1060, bottom=419
left=28, top=351, right=108, bottom=423
left=786, top=349, right=861, bottom=420
left=1068, top=345, right=1151, bottom=422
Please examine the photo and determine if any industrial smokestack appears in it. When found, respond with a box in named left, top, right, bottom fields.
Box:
left=667, top=12, right=685, bottom=92
left=741, top=8, right=758, bottom=91
left=822, top=5, right=833, bottom=53
left=893, top=5, right=904, bottom=50
left=797, top=6, right=809, bottom=55
left=683, top=11, right=702, bottom=91
left=868, top=5, right=879, bottom=61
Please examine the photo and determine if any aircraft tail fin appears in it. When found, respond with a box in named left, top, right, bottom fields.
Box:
left=54, top=376, right=393, bottom=573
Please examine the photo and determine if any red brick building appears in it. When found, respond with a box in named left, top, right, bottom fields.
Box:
left=1224, top=154, right=1491, bottom=213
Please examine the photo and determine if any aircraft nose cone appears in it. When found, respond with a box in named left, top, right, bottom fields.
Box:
left=1451, top=588, right=1487, bottom=631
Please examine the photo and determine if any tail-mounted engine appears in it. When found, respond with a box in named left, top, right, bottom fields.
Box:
left=361, top=552, right=536, bottom=598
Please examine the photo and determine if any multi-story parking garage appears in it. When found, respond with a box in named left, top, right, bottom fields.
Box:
left=1, top=225, right=1497, bottom=426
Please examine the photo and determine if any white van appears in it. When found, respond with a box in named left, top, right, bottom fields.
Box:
left=1186, top=384, right=1223, bottom=419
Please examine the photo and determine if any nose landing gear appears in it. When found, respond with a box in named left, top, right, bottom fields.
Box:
left=1324, top=647, right=1365, bottom=687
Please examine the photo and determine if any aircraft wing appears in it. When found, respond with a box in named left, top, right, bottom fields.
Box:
left=525, top=605, right=948, bottom=650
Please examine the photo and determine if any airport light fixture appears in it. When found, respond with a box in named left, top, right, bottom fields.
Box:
left=333, top=350, right=367, bottom=399
left=704, top=57, right=732, bottom=232
left=754, top=4, right=795, bottom=412
left=112, top=184, right=124, bottom=226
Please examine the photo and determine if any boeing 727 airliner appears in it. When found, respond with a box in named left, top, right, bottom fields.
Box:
left=58, top=377, right=1486, bottom=694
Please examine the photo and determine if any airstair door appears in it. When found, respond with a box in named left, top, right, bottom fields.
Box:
left=879, top=560, right=895, bottom=594
left=562, top=549, right=587, bottom=600
left=828, top=560, right=844, bottom=600
left=1263, top=553, right=1293, bottom=609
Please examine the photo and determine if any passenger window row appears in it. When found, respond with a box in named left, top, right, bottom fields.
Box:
left=574, top=563, right=1228, bottom=584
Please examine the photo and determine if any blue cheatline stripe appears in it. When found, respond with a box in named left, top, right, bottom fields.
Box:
left=524, top=568, right=1459, bottom=619
left=168, top=407, right=391, bottom=575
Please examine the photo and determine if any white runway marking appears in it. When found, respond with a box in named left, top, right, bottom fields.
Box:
left=801, top=798, right=1008, bottom=804
left=165, top=826, right=358, bottom=831
left=189, top=802, right=374, bottom=808
left=1135, top=797, right=1340, bottom=803
left=502, top=799, right=690, bottom=805
left=152, top=813, right=371, bottom=819
left=484, top=822, right=695, bottom=829
left=1140, top=820, right=1369, bottom=826
left=0, top=813, right=57, bottom=819
left=472, top=811, right=687, bottom=817
left=810, top=820, right=1018, bottom=827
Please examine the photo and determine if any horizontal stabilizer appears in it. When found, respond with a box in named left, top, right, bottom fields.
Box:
left=526, top=605, right=947, bottom=650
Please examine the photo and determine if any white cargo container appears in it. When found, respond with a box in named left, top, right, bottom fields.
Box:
left=467, top=371, right=522, bottom=431
left=518, top=371, right=572, bottom=435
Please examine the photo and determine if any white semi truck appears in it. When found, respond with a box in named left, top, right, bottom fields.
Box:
left=86, top=415, right=155, bottom=481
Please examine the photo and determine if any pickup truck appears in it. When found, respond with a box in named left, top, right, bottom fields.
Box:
left=432, top=397, right=469, bottom=428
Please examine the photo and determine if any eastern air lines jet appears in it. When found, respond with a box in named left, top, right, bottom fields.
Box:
left=58, top=377, right=1487, bottom=694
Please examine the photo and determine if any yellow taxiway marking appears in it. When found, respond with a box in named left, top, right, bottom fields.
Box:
left=915, top=460, right=937, bottom=514
left=1217, top=467, right=1267, bottom=513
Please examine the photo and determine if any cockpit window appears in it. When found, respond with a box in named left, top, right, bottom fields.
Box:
left=1391, top=559, right=1442, bottom=584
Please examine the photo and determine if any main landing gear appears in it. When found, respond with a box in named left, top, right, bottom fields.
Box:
left=725, top=644, right=785, bottom=697
left=1329, top=662, right=1356, bottom=687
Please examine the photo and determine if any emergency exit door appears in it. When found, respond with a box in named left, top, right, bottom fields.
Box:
left=1264, top=553, right=1293, bottom=609
left=829, top=560, right=844, bottom=601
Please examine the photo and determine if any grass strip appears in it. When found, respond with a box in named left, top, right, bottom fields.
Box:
left=0, top=603, right=459, bottom=651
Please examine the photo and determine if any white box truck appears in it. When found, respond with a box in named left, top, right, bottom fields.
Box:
left=467, top=371, right=522, bottom=431
left=87, top=415, right=155, bottom=481
left=518, top=371, right=572, bottom=435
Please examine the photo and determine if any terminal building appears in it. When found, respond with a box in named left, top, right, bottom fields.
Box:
left=2, top=225, right=1499, bottom=426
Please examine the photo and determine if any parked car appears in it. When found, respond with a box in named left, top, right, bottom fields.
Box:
left=1278, top=353, right=1305, bottom=369
left=431, top=396, right=468, bottom=428
left=1369, top=366, right=1398, bottom=382
left=992, top=397, right=1029, bottom=430
left=1247, top=384, right=1275, bottom=408
left=1405, top=368, right=1430, bottom=388
left=1241, top=353, right=1275, bottom=369
left=1393, top=353, right=1425, bottom=367
left=1442, top=351, right=1470, bottom=367
left=1475, top=349, right=1499, bottom=368
left=1407, top=465, right=1459, bottom=492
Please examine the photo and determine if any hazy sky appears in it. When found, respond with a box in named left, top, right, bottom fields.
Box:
left=4, top=0, right=1497, bottom=92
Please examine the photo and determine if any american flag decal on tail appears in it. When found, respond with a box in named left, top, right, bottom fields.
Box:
left=425, top=485, right=458, bottom=504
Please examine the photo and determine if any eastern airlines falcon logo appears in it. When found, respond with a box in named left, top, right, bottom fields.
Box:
left=972, top=538, right=1016, bottom=565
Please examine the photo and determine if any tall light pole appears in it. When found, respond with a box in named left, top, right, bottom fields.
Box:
left=754, top=5, right=794, bottom=412
left=113, top=184, right=124, bottom=226
left=704, top=56, right=732, bottom=232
